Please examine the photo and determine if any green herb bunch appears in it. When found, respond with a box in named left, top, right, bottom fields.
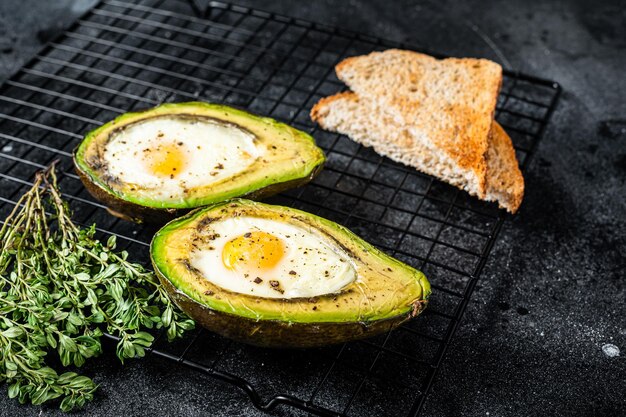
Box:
left=0, top=165, right=194, bottom=411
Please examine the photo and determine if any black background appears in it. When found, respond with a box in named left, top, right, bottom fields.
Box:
left=0, top=0, right=624, bottom=416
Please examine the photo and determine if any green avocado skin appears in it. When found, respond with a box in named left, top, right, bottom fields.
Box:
left=150, top=199, right=430, bottom=348
left=157, top=271, right=426, bottom=348
left=73, top=102, right=326, bottom=224
left=74, top=155, right=323, bottom=224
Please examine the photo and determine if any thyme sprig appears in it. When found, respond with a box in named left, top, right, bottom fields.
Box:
left=0, top=165, right=194, bottom=411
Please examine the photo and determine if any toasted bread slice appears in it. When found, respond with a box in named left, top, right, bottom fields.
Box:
left=311, top=92, right=524, bottom=213
left=334, top=49, right=503, bottom=198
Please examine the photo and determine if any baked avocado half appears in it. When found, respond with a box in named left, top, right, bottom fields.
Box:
left=150, top=199, right=430, bottom=348
left=74, top=102, right=325, bottom=223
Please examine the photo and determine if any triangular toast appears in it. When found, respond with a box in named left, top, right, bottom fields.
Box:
left=334, top=49, right=503, bottom=198
left=311, top=91, right=524, bottom=212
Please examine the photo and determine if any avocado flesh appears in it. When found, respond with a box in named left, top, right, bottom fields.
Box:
left=150, top=199, right=430, bottom=348
left=74, top=102, right=326, bottom=223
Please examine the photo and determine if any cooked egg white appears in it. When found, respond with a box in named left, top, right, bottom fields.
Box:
left=190, top=216, right=357, bottom=299
left=103, top=116, right=262, bottom=201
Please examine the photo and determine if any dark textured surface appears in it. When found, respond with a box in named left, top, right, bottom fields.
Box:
left=0, top=0, right=624, bottom=416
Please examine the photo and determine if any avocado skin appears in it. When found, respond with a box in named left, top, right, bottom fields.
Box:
left=150, top=199, right=430, bottom=348
left=73, top=102, right=326, bottom=224
left=74, top=153, right=324, bottom=224
left=156, top=265, right=428, bottom=348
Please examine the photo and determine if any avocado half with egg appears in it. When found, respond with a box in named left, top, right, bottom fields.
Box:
left=150, top=199, right=430, bottom=348
left=74, top=102, right=326, bottom=223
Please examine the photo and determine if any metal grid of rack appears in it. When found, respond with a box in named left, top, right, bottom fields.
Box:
left=0, top=1, right=560, bottom=415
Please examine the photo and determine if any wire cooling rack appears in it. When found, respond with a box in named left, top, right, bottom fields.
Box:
left=0, top=0, right=560, bottom=415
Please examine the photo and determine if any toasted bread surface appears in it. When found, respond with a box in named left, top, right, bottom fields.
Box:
left=334, top=49, right=503, bottom=197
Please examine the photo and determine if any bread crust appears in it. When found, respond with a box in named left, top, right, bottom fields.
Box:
left=484, top=122, right=524, bottom=212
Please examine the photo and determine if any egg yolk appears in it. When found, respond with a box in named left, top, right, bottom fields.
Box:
left=222, top=231, right=284, bottom=272
left=146, top=142, right=187, bottom=178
